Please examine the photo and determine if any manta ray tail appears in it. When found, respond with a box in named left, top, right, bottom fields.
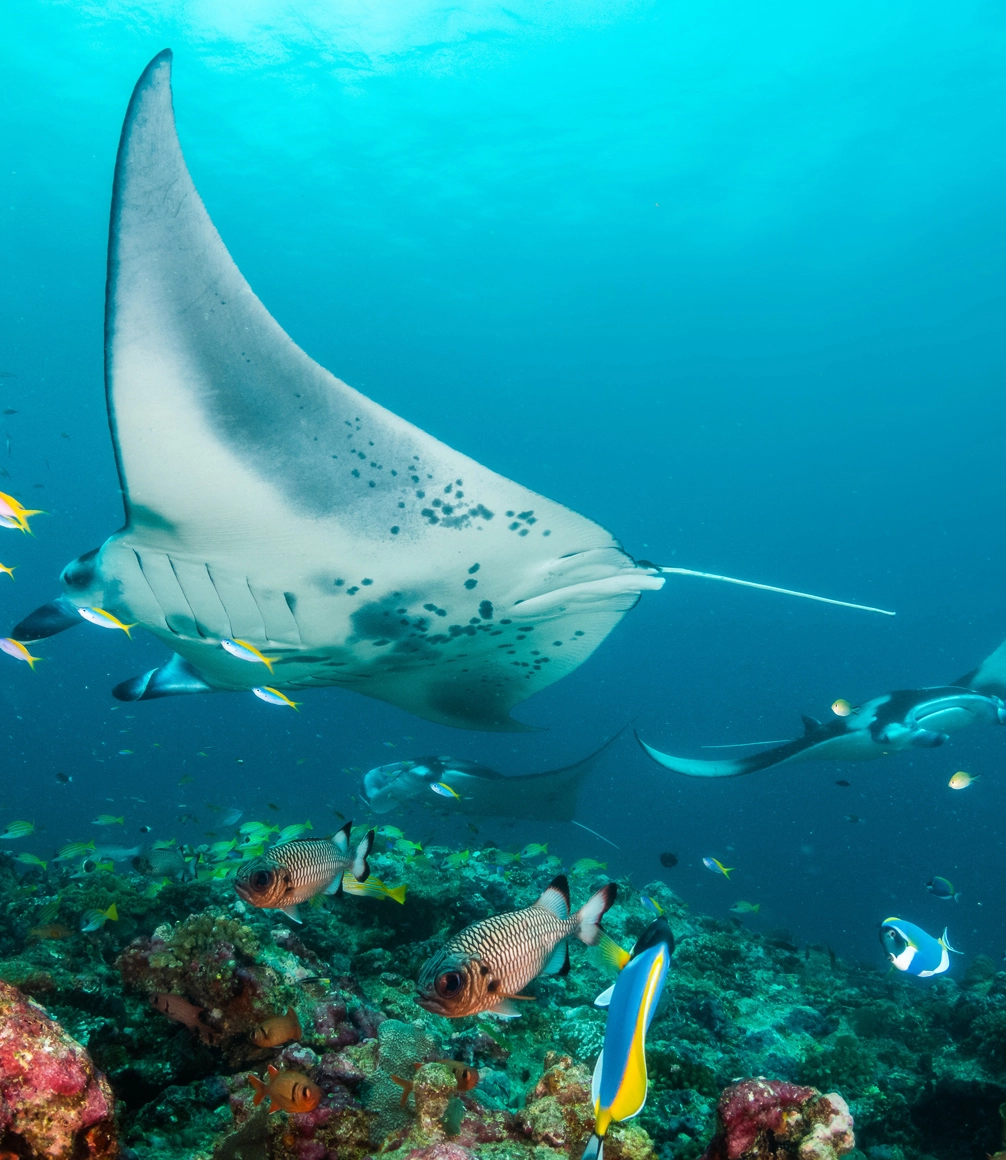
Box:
left=112, top=655, right=213, bottom=701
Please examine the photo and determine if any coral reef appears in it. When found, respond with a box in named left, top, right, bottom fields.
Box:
left=0, top=837, right=1004, bottom=1158
left=0, top=978, right=118, bottom=1159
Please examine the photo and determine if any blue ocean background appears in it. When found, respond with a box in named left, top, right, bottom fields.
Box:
left=3, top=1, right=1006, bottom=970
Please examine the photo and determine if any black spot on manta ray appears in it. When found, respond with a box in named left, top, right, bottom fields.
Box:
left=464, top=578, right=477, bottom=590
left=479, top=601, right=493, bottom=619
left=468, top=563, right=480, bottom=574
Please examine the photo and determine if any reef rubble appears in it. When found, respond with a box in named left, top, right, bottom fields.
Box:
left=0, top=840, right=1004, bottom=1158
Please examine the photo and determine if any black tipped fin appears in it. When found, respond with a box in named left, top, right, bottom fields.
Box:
left=801, top=714, right=822, bottom=735
left=11, top=596, right=83, bottom=642
left=112, top=654, right=213, bottom=701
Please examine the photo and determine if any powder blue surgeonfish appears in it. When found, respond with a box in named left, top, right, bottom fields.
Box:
left=880, top=918, right=961, bottom=978
left=581, top=918, right=674, bottom=1160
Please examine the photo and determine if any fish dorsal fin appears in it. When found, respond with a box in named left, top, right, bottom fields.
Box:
left=331, top=822, right=351, bottom=856
left=535, top=875, right=571, bottom=918
left=801, top=715, right=821, bottom=735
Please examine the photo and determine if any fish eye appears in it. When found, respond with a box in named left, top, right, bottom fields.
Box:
left=435, top=971, right=463, bottom=997
left=251, top=869, right=272, bottom=890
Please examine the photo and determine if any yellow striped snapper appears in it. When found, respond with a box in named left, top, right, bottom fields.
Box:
left=0, top=639, right=41, bottom=669
left=0, top=820, right=35, bottom=840
left=77, top=607, right=136, bottom=636
left=234, top=822, right=374, bottom=923
left=80, top=903, right=118, bottom=932
left=416, top=875, right=617, bottom=1019
left=220, top=638, right=274, bottom=671
left=340, top=872, right=407, bottom=904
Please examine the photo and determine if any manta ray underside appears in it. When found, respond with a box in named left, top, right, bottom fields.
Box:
left=11, top=51, right=665, bottom=730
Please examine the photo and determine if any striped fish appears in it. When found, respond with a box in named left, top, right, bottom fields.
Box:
left=416, top=874, right=616, bottom=1018
left=234, top=821, right=373, bottom=922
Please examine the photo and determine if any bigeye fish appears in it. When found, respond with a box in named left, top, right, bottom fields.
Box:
left=251, top=686, right=301, bottom=710
left=416, top=874, right=616, bottom=1019
left=0, top=638, right=41, bottom=669
left=341, top=872, right=407, bottom=904
left=702, top=857, right=734, bottom=879
left=925, top=876, right=960, bottom=902
left=248, top=1065, right=321, bottom=1114
left=234, top=821, right=374, bottom=922
left=221, top=638, right=274, bottom=671
left=77, top=607, right=136, bottom=636
left=581, top=917, right=675, bottom=1160
left=249, top=1007, right=302, bottom=1048
left=392, top=1061, right=480, bottom=1106
left=880, top=917, right=961, bottom=977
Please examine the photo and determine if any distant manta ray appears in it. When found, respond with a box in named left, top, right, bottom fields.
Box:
left=638, top=645, right=1006, bottom=776
left=12, top=51, right=890, bottom=731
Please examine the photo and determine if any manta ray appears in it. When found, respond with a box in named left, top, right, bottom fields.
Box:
left=637, top=642, right=1006, bottom=776
left=12, top=52, right=888, bottom=731
left=362, top=734, right=618, bottom=820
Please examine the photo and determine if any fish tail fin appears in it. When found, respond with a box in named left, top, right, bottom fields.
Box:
left=105, top=903, right=119, bottom=921
left=574, top=882, right=617, bottom=946
left=123, top=623, right=137, bottom=638
left=722, top=866, right=735, bottom=880
left=387, top=883, right=407, bottom=904
left=353, top=829, right=375, bottom=881
left=942, top=929, right=963, bottom=954
left=391, top=1075, right=414, bottom=1106
left=752, top=903, right=760, bottom=913
left=590, top=931, right=631, bottom=973
left=248, top=1074, right=266, bottom=1106
left=581, top=1132, right=604, bottom=1160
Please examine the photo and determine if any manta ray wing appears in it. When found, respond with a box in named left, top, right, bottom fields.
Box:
left=29, top=50, right=663, bottom=730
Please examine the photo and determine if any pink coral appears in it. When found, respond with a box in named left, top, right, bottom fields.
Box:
left=0, top=979, right=118, bottom=1159
left=702, top=1078, right=855, bottom=1160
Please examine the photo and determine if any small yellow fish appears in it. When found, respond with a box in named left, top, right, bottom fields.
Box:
left=341, top=872, right=407, bottom=904
left=430, top=782, right=461, bottom=800
left=92, top=815, right=124, bottom=827
left=0, top=638, right=41, bottom=669
left=831, top=699, right=854, bottom=717
left=520, top=843, right=548, bottom=859
left=252, top=686, right=301, bottom=710
left=703, top=856, right=735, bottom=879
left=444, top=850, right=470, bottom=868
left=0, top=820, right=35, bottom=840
left=80, top=903, right=118, bottom=932
left=949, top=770, right=978, bottom=790
left=77, top=607, right=137, bottom=636
left=571, top=857, right=608, bottom=875
left=0, top=564, right=15, bottom=580
left=221, top=638, right=274, bottom=672
left=0, top=491, right=44, bottom=533
left=14, top=852, right=47, bottom=868
left=729, top=901, right=761, bottom=914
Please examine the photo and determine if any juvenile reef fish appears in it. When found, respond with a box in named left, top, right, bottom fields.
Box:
left=880, top=917, right=961, bottom=977
left=248, top=1065, right=321, bottom=1114
left=729, top=901, right=760, bottom=914
left=252, top=686, right=301, bottom=710
left=926, top=876, right=960, bottom=901
left=641, top=895, right=663, bottom=916
left=13, top=852, right=47, bottom=868
left=77, top=607, right=136, bottom=635
left=949, top=770, right=977, bottom=790
left=430, top=781, right=461, bottom=800
left=341, top=872, right=407, bottom=904
left=80, top=903, right=118, bottom=932
left=152, top=993, right=214, bottom=1041
left=0, top=820, right=34, bottom=839
left=234, top=821, right=374, bottom=922
left=416, top=874, right=616, bottom=1019
left=92, top=815, right=124, bottom=826
left=28, top=923, right=73, bottom=941
left=221, top=638, right=274, bottom=671
left=582, top=917, right=674, bottom=1160
left=391, top=1060, right=480, bottom=1105
left=658, top=852, right=678, bottom=869
left=571, top=858, right=607, bottom=876
left=702, top=857, right=734, bottom=879
left=831, top=698, right=854, bottom=717
left=250, top=1007, right=302, bottom=1048
left=0, top=638, right=40, bottom=669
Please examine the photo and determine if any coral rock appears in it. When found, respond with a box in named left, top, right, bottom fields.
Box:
left=0, top=979, right=118, bottom=1159
left=404, top=1145, right=475, bottom=1160
left=702, top=1078, right=855, bottom=1160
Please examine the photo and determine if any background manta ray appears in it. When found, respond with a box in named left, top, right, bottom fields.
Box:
left=638, top=641, right=1006, bottom=777
left=11, top=52, right=884, bottom=731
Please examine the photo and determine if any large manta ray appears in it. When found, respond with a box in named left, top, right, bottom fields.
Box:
left=12, top=52, right=886, bottom=731
left=637, top=642, right=1006, bottom=776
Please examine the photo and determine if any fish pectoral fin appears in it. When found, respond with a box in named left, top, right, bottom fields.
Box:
left=279, top=905, right=302, bottom=923
left=323, top=877, right=342, bottom=896
left=593, top=985, right=615, bottom=1008
left=541, top=941, right=570, bottom=977
left=484, top=998, right=525, bottom=1019
left=112, top=654, right=213, bottom=701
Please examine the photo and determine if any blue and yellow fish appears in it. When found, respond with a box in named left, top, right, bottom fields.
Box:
left=582, top=917, right=675, bottom=1159
left=880, top=917, right=960, bottom=977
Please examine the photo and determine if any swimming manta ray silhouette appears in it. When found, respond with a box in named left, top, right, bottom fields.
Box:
left=11, top=51, right=890, bottom=731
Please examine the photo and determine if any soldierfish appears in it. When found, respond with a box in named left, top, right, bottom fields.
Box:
left=234, top=821, right=374, bottom=922
left=391, top=1060, right=480, bottom=1106
left=151, top=993, right=214, bottom=1042
left=248, top=1065, right=321, bottom=1114
left=250, top=1007, right=302, bottom=1048
left=581, top=918, right=675, bottom=1160
left=416, top=874, right=616, bottom=1019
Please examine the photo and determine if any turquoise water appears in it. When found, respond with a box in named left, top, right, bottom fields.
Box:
left=4, top=1, right=1006, bottom=973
